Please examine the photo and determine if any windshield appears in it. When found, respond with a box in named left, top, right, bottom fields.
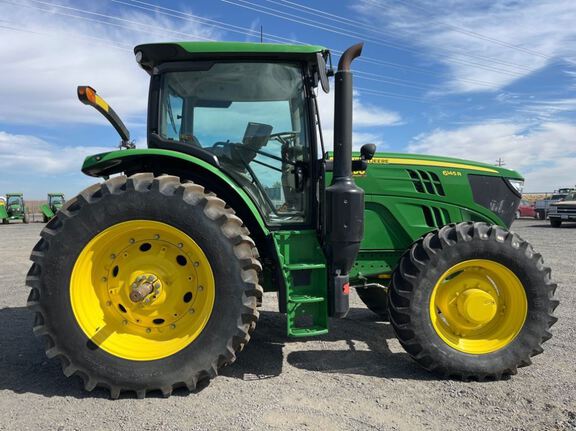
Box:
left=159, top=62, right=310, bottom=225
left=50, top=196, right=64, bottom=205
left=7, top=196, right=22, bottom=206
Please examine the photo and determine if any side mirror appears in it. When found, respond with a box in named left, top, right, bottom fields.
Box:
left=360, top=143, right=376, bottom=161
left=316, top=53, right=330, bottom=93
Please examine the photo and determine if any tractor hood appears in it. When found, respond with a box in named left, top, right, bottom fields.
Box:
left=350, top=151, right=523, bottom=180
left=340, top=151, right=524, bottom=228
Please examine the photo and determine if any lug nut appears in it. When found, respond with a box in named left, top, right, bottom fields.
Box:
left=146, top=328, right=151, bottom=334
left=178, top=243, right=183, bottom=248
left=129, top=238, right=135, bottom=244
left=122, top=320, right=128, bottom=325
left=101, top=277, right=107, bottom=282
left=154, top=234, right=160, bottom=239
left=110, top=254, right=116, bottom=260
left=193, top=261, right=199, bottom=267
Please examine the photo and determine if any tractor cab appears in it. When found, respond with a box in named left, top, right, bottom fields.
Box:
left=48, top=193, right=65, bottom=211
left=6, top=193, right=24, bottom=210
left=135, top=42, right=334, bottom=226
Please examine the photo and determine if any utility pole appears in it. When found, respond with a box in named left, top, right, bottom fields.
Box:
left=495, top=158, right=505, bottom=167
left=260, top=25, right=263, bottom=43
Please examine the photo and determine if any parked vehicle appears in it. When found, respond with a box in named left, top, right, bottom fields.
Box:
left=27, top=41, right=558, bottom=398
left=516, top=199, right=536, bottom=219
left=534, top=188, right=576, bottom=220
left=548, top=193, right=576, bottom=227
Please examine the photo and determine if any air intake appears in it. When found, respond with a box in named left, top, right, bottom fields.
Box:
left=407, top=169, right=445, bottom=196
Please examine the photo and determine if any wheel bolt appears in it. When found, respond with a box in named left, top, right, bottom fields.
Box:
left=101, top=277, right=107, bottom=282
left=122, top=320, right=128, bottom=325
left=178, top=243, right=183, bottom=248
left=154, top=234, right=160, bottom=239
left=110, top=254, right=116, bottom=260
left=198, top=285, right=204, bottom=291
left=148, top=275, right=155, bottom=282
left=129, top=238, right=135, bottom=244
left=189, top=308, right=195, bottom=314
left=106, top=301, right=112, bottom=306
left=146, top=328, right=151, bottom=334
left=170, top=324, right=176, bottom=329
left=193, top=261, right=199, bottom=267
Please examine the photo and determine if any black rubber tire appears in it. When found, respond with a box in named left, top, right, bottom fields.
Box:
left=356, top=286, right=389, bottom=320
left=26, top=174, right=263, bottom=398
left=536, top=210, right=546, bottom=220
left=389, top=222, right=559, bottom=380
left=42, top=214, right=49, bottom=223
left=550, top=218, right=562, bottom=228
left=23, top=214, right=29, bottom=224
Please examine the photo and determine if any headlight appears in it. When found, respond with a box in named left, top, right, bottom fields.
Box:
left=507, top=179, right=524, bottom=195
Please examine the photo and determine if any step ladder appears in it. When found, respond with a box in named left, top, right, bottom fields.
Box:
left=273, top=230, right=328, bottom=337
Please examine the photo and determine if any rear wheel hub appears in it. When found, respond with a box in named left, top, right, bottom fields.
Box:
left=70, top=220, right=216, bottom=361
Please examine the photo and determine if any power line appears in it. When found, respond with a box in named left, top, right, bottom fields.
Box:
left=118, top=0, right=512, bottom=90
left=265, top=0, right=544, bottom=71
left=365, top=0, right=553, bottom=60
left=221, top=0, right=535, bottom=77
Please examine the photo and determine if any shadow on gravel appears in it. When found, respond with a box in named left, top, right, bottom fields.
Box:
left=285, top=307, right=433, bottom=381
left=0, top=305, right=431, bottom=399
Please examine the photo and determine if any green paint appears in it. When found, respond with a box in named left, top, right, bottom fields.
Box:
left=272, top=230, right=328, bottom=337
left=175, top=41, right=326, bottom=55
left=82, top=149, right=269, bottom=235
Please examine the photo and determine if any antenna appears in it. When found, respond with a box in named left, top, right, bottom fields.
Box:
left=495, top=158, right=505, bottom=167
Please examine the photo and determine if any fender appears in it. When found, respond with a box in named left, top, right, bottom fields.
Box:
left=82, top=148, right=270, bottom=237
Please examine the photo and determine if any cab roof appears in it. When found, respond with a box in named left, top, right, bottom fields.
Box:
left=134, top=41, right=328, bottom=73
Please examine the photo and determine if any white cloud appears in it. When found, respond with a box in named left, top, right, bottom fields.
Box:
left=408, top=121, right=576, bottom=191
left=316, top=89, right=401, bottom=150
left=0, top=1, right=218, bottom=126
left=0, top=131, right=110, bottom=174
left=354, top=0, right=576, bottom=93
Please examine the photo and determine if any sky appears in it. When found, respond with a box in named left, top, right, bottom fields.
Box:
left=1, top=0, right=576, bottom=198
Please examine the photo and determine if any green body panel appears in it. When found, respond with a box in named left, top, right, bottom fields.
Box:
left=81, top=149, right=270, bottom=235
left=176, top=41, right=326, bottom=55
left=40, top=204, right=55, bottom=219
left=0, top=205, right=7, bottom=220
left=272, top=230, right=328, bottom=337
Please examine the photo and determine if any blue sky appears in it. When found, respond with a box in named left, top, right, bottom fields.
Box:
left=1, top=0, right=576, bottom=198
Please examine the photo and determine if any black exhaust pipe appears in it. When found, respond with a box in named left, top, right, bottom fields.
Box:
left=325, top=43, right=364, bottom=318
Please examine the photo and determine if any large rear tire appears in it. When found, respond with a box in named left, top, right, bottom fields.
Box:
left=26, top=174, right=262, bottom=398
left=389, top=222, right=558, bottom=380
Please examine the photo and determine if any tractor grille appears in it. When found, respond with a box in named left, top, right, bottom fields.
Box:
left=422, top=206, right=450, bottom=228
left=407, top=169, right=446, bottom=196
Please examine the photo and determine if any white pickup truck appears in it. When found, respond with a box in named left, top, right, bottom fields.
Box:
left=548, top=192, right=576, bottom=227
left=534, top=188, right=576, bottom=220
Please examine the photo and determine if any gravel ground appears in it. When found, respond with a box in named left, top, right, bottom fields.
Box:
left=0, top=219, right=574, bottom=431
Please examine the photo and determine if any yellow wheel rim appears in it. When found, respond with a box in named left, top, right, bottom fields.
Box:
left=70, top=220, right=215, bottom=361
left=429, top=259, right=527, bottom=354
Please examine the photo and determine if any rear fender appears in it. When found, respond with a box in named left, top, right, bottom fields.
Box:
left=82, top=149, right=270, bottom=239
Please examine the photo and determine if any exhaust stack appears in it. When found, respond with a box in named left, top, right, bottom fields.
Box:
left=325, top=43, right=364, bottom=318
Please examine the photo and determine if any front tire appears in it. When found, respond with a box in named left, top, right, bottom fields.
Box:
left=550, top=218, right=562, bottom=228
left=389, top=222, right=558, bottom=380
left=26, top=174, right=262, bottom=398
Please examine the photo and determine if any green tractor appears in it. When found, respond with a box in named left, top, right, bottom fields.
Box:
left=27, top=42, right=558, bottom=399
left=40, top=193, right=66, bottom=222
left=2, top=193, right=28, bottom=224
